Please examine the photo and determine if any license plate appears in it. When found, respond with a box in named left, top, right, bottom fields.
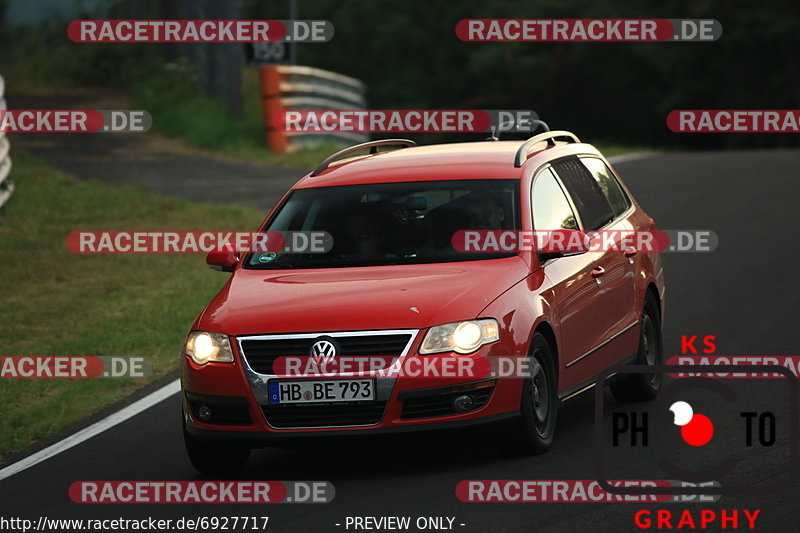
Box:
left=269, top=379, right=375, bottom=404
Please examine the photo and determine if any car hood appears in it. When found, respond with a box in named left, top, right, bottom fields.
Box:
left=197, top=257, right=530, bottom=335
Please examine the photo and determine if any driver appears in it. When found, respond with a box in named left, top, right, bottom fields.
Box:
left=468, top=192, right=506, bottom=230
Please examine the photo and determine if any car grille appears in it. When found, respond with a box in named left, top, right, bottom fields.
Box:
left=262, top=401, right=387, bottom=428
left=239, top=332, right=414, bottom=375
left=400, top=387, right=494, bottom=419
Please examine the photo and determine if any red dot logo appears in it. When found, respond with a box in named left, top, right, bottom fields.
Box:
left=670, top=401, right=714, bottom=446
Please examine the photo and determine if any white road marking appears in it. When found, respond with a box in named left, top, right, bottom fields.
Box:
left=0, top=379, right=180, bottom=482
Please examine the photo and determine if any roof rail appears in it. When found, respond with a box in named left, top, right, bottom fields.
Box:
left=310, top=139, right=416, bottom=176
left=513, top=131, right=581, bottom=167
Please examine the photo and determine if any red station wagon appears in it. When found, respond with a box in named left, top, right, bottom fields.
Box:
left=181, top=129, right=665, bottom=473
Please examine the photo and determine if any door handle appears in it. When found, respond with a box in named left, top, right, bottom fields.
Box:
left=591, top=266, right=606, bottom=278
left=624, top=248, right=637, bottom=258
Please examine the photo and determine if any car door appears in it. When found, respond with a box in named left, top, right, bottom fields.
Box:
left=579, top=156, right=640, bottom=342
left=531, top=167, right=608, bottom=387
left=550, top=157, right=639, bottom=379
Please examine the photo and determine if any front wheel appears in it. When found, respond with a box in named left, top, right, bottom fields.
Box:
left=610, top=293, right=663, bottom=402
left=510, top=333, right=558, bottom=455
left=183, top=413, right=250, bottom=474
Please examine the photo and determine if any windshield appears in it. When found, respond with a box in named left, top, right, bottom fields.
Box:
left=245, top=179, right=519, bottom=269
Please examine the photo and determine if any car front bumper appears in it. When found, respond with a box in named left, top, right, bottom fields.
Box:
left=181, top=333, right=524, bottom=441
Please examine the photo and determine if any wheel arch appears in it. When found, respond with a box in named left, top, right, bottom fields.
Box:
left=532, top=320, right=559, bottom=385
left=645, top=282, right=662, bottom=321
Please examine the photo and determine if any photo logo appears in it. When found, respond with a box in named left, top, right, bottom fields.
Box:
left=669, top=401, right=714, bottom=447
left=596, top=364, right=798, bottom=496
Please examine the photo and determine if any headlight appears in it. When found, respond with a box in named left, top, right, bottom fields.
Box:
left=184, top=331, right=234, bottom=365
left=419, top=319, right=500, bottom=355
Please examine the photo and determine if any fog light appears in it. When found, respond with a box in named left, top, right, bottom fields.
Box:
left=197, top=405, right=212, bottom=421
left=452, top=394, right=474, bottom=413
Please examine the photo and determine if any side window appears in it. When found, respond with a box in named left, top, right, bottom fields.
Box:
left=580, top=157, right=631, bottom=217
left=532, top=168, right=579, bottom=231
left=551, top=157, right=615, bottom=231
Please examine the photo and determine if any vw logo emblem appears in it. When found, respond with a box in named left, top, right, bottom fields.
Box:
left=311, top=339, right=337, bottom=362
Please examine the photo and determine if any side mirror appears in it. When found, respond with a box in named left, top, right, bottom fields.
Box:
left=537, top=249, right=586, bottom=262
left=206, top=250, right=239, bottom=272
left=537, top=229, right=589, bottom=262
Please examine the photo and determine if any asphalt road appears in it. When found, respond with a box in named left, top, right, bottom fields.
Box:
left=2, top=146, right=800, bottom=532
left=8, top=93, right=302, bottom=211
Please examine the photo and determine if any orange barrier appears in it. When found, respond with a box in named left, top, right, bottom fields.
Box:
left=258, top=65, right=367, bottom=154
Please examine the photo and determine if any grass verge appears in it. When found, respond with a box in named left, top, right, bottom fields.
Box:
left=0, top=153, right=263, bottom=460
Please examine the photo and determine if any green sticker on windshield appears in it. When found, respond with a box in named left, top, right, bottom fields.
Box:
left=258, top=252, right=277, bottom=263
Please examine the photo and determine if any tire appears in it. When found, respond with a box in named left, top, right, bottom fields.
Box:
left=183, top=414, right=250, bottom=474
left=510, top=332, right=558, bottom=455
left=610, top=292, right=663, bottom=403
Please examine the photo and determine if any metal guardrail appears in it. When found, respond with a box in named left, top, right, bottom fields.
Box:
left=0, top=74, right=13, bottom=209
left=260, top=65, right=368, bottom=153
left=276, top=65, right=366, bottom=107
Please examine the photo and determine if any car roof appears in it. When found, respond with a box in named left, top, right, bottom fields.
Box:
left=294, top=140, right=538, bottom=189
